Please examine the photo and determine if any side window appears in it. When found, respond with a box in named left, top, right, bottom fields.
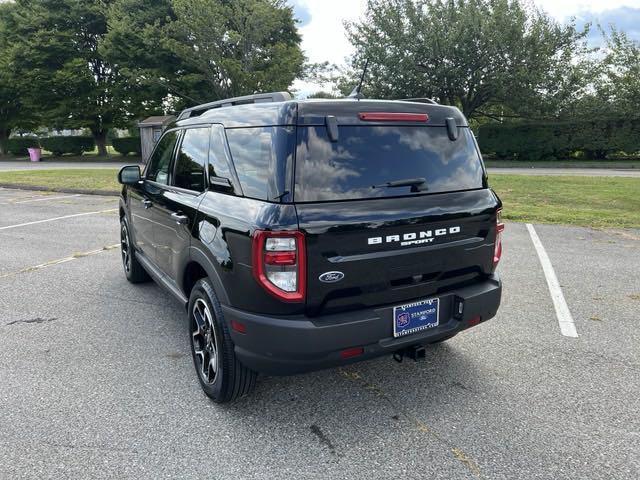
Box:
left=225, top=127, right=294, bottom=201
left=173, top=127, right=209, bottom=192
left=146, top=131, right=179, bottom=184
left=208, top=126, right=233, bottom=182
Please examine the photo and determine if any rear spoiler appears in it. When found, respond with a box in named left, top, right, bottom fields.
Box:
left=297, top=101, right=468, bottom=128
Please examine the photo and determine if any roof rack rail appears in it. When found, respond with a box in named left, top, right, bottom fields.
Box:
left=177, top=91, right=292, bottom=120
left=400, top=98, right=439, bottom=105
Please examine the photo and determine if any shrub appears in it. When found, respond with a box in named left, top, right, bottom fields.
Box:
left=478, top=118, right=640, bottom=160
left=40, top=136, right=95, bottom=156
left=7, top=137, right=40, bottom=156
left=112, top=137, right=141, bottom=156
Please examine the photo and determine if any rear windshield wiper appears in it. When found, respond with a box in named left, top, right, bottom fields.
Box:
left=371, top=177, right=428, bottom=192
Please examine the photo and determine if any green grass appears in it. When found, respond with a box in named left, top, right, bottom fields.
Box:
left=0, top=168, right=120, bottom=193
left=491, top=175, right=640, bottom=229
left=0, top=169, right=638, bottom=229
left=485, top=159, right=640, bottom=168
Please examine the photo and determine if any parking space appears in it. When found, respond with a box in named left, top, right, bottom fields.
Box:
left=0, top=188, right=118, bottom=275
left=0, top=188, right=638, bottom=479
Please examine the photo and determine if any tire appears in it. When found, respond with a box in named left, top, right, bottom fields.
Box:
left=120, top=217, right=150, bottom=283
left=188, top=278, right=257, bottom=403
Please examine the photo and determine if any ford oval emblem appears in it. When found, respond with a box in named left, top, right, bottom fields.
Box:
left=319, top=271, right=345, bottom=283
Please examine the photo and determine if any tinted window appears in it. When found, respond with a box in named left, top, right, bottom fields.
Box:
left=174, top=128, right=208, bottom=192
left=146, top=130, right=179, bottom=184
left=225, top=127, right=294, bottom=201
left=208, top=127, right=233, bottom=181
left=294, top=126, right=484, bottom=202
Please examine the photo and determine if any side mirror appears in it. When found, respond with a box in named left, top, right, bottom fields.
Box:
left=118, top=165, right=141, bottom=185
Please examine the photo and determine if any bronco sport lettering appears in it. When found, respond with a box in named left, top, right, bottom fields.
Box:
left=368, top=226, right=462, bottom=246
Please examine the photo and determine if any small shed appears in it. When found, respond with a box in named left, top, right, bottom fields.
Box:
left=138, top=115, right=175, bottom=163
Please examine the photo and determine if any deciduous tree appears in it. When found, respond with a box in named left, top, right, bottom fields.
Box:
left=598, top=29, right=640, bottom=116
left=8, top=0, right=155, bottom=155
left=103, top=0, right=305, bottom=109
left=0, top=2, right=34, bottom=154
left=344, top=0, right=592, bottom=120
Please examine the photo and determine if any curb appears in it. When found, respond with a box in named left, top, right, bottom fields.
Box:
left=0, top=183, right=119, bottom=197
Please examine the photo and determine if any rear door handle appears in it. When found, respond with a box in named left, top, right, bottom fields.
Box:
left=171, top=213, right=189, bottom=225
left=142, top=199, right=152, bottom=209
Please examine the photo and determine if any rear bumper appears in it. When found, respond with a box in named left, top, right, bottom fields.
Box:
left=224, top=274, right=501, bottom=375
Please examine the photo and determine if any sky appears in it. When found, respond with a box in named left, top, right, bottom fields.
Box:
left=290, top=0, right=640, bottom=94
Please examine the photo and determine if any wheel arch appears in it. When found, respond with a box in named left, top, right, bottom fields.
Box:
left=118, top=198, right=126, bottom=220
left=183, top=246, right=230, bottom=306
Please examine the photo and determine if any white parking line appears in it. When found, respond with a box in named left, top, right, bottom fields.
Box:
left=0, top=209, right=117, bottom=231
left=14, top=194, right=81, bottom=204
left=526, top=223, right=578, bottom=338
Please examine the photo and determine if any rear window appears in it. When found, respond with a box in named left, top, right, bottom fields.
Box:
left=294, top=126, right=484, bottom=202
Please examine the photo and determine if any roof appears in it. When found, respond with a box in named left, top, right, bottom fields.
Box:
left=138, top=115, right=176, bottom=127
left=177, top=92, right=291, bottom=120
left=173, top=99, right=468, bottom=130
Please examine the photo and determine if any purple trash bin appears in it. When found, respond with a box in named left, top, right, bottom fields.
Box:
left=28, top=148, right=42, bottom=162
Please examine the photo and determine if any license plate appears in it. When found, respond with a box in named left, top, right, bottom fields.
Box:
left=393, top=298, right=439, bottom=338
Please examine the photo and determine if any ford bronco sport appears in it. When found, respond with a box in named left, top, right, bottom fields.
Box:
left=117, top=92, right=503, bottom=402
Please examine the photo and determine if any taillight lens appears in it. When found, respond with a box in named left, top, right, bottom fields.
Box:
left=252, top=230, right=306, bottom=302
left=494, top=209, right=505, bottom=266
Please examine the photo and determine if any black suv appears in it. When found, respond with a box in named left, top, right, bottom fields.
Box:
left=118, top=92, right=503, bottom=402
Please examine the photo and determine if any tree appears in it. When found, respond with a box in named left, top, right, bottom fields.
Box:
left=343, top=0, right=592, bottom=120
left=598, top=29, right=640, bottom=116
left=100, top=0, right=182, bottom=109
left=8, top=0, right=159, bottom=156
left=0, top=2, right=35, bottom=154
left=0, top=2, right=17, bottom=154
left=103, top=0, right=305, bottom=110
left=306, top=91, right=341, bottom=99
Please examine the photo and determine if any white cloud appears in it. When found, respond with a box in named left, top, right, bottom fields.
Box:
left=291, top=0, right=367, bottom=95
left=533, top=0, right=640, bottom=19
left=291, top=0, right=640, bottom=94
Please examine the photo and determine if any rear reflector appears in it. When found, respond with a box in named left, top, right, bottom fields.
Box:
left=468, top=315, right=481, bottom=327
left=340, top=347, right=364, bottom=359
left=358, top=112, right=429, bottom=122
left=494, top=209, right=505, bottom=267
left=231, top=320, right=247, bottom=334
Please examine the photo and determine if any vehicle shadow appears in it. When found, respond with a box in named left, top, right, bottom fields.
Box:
left=222, top=341, right=487, bottom=458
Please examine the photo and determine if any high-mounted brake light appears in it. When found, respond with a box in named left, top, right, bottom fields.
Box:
left=494, top=209, right=505, bottom=267
left=358, top=112, right=429, bottom=122
left=252, top=230, right=306, bottom=302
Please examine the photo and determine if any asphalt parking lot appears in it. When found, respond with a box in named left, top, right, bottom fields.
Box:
left=1, top=187, right=639, bottom=480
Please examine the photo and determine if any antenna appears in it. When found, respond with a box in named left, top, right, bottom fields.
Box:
left=348, top=58, right=369, bottom=100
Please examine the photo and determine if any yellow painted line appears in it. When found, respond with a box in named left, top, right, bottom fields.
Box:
left=0, top=244, right=120, bottom=279
left=14, top=194, right=82, bottom=204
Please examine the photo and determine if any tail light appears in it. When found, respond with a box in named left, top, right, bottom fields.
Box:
left=252, top=230, right=306, bottom=302
left=494, top=209, right=505, bottom=266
